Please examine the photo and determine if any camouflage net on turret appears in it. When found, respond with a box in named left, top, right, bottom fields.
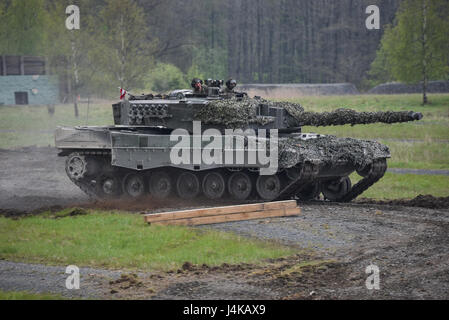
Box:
left=194, top=97, right=276, bottom=128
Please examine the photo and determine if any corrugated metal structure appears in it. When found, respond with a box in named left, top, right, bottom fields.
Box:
left=0, top=55, right=60, bottom=105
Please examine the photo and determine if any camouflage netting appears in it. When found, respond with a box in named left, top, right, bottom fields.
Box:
left=196, top=97, right=421, bottom=129
left=194, top=97, right=277, bottom=128
left=278, top=135, right=390, bottom=169
left=287, top=108, right=422, bottom=127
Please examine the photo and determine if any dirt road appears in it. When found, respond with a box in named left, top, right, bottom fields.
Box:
left=0, top=147, right=448, bottom=299
left=0, top=147, right=88, bottom=211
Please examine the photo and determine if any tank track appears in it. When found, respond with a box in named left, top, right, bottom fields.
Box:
left=276, top=163, right=320, bottom=200
left=336, top=158, right=387, bottom=202
left=66, top=151, right=111, bottom=200
left=71, top=176, right=98, bottom=199
left=64, top=152, right=387, bottom=203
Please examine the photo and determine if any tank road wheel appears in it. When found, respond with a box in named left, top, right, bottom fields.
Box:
left=66, top=153, right=88, bottom=180
left=177, top=172, right=201, bottom=199
left=228, top=172, right=252, bottom=200
left=96, top=174, right=122, bottom=198
left=296, top=183, right=320, bottom=201
left=321, top=176, right=351, bottom=201
left=202, top=172, right=226, bottom=200
left=123, top=173, right=146, bottom=198
left=256, top=175, right=281, bottom=200
left=149, top=171, right=172, bottom=199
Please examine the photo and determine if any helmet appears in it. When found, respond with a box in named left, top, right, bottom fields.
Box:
left=226, top=79, right=237, bottom=90
left=191, top=78, right=203, bottom=90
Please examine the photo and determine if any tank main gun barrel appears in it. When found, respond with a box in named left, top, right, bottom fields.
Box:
left=286, top=108, right=423, bottom=127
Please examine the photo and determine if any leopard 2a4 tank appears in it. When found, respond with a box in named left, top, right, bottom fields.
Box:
left=55, top=79, right=423, bottom=202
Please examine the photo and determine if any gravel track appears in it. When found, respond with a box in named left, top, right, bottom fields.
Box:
left=0, top=260, right=122, bottom=299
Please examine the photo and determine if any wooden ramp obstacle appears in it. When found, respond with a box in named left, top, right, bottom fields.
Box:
left=143, top=200, right=300, bottom=226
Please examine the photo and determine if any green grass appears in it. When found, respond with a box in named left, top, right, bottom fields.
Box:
left=295, top=94, right=449, bottom=141
left=351, top=172, right=449, bottom=199
left=0, top=290, right=65, bottom=300
left=0, top=103, right=112, bottom=130
left=0, top=211, right=295, bottom=271
left=302, top=122, right=448, bottom=141
left=293, top=93, right=449, bottom=114
left=385, top=141, right=449, bottom=170
left=0, top=102, right=112, bottom=148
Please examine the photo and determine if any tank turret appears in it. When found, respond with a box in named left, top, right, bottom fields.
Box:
left=115, top=95, right=423, bottom=133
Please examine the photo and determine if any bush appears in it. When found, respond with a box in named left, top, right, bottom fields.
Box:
left=144, top=63, right=187, bottom=93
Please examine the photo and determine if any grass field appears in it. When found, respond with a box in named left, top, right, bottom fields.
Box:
left=0, top=290, right=64, bottom=300
left=0, top=210, right=295, bottom=270
left=384, top=141, right=449, bottom=170
left=351, top=172, right=449, bottom=199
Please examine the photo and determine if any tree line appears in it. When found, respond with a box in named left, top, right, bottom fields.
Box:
left=0, top=0, right=448, bottom=106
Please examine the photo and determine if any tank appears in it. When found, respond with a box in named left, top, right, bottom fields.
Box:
left=55, top=80, right=423, bottom=202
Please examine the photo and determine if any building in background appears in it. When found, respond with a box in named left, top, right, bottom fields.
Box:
left=0, top=56, right=60, bottom=105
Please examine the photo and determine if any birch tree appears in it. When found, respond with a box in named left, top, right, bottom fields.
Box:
left=44, top=1, right=93, bottom=117
left=96, top=0, right=156, bottom=91
left=370, top=0, right=449, bottom=104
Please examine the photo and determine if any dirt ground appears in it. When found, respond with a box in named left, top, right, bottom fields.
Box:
left=0, top=147, right=448, bottom=299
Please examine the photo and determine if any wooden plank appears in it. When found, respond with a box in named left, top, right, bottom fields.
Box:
left=149, top=207, right=300, bottom=226
left=143, top=200, right=297, bottom=223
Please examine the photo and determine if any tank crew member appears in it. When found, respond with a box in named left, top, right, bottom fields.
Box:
left=221, top=78, right=247, bottom=98
left=224, top=79, right=237, bottom=93
left=191, top=78, right=207, bottom=95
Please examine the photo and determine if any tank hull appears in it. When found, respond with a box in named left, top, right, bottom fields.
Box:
left=55, top=125, right=390, bottom=201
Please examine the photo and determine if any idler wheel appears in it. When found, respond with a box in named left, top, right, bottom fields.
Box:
left=66, top=153, right=88, bottom=180
left=296, top=183, right=320, bottom=201
left=149, top=171, right=172, bottom=199
left=321, top=176, right=352, bottom=201
left=96, top=174, right=122, bottom=198
left=256, top=175, right=281, bottom=200
left=228, top=172, right=252, bottom=200
left=123, top=173, right=146, bottom=198
left=202, top=172, right=226, bottom=200
left=176, top=172, right=201, bottom=199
